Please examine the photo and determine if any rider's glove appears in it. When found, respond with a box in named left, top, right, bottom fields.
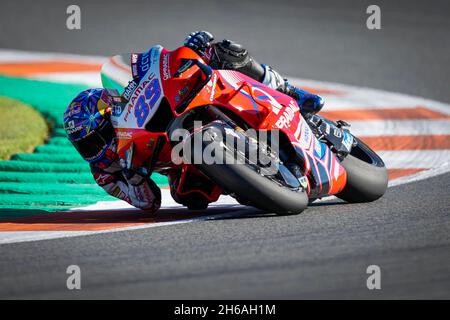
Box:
left=128, top=177, right=161, bottom=212
left=124, top=169, right=145, bottom=186
left=184, top=31, right=214, bottom=55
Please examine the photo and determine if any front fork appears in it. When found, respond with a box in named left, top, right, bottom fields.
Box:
left=305, top=114, right=356, bottom=160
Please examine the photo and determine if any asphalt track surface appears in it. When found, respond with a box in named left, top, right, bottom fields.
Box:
left=0, top=0, right=449, bottom=299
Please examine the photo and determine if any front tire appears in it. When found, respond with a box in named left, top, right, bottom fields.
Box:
left=193, top=122, right=309, bottom=215
left=337, top=137, right=388, bottom=203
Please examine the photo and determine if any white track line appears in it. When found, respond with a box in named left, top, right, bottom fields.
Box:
left=0, top=208, right=252, bottom=245
left=350, top=120, right=450, bottom=136
left=379, top=150, right=450, bottom=169
left=290, top=77, right=450, bottom=115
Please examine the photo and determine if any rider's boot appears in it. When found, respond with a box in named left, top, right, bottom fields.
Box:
left=283, top=83, right=324, bottom=116
left=261, top=65, right=324, bottom=117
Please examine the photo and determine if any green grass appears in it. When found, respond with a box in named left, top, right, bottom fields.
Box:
left=0, top=96, right=48, bottom=160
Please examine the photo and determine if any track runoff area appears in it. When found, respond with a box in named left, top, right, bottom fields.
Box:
left=0, top=49, right=449, bottom=244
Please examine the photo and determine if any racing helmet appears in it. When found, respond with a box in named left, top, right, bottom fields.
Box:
left=63, top=88, right=115, bottom=163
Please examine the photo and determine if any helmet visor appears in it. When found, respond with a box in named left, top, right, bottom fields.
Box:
left=72, top=120, right=115, bottom=162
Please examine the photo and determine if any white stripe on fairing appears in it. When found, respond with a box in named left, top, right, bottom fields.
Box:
left=378, top=150, right=450, bottom=169
left=349, top=119, right=450, bottom=136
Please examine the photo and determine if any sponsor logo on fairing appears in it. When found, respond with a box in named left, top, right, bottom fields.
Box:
left=124, top=103, right=134, bottom=122
left=131, top=53, right=138, bottom=64
left=123, top=80, right=138, bottom=101
left=275, top=101, right=296, bottom=129
left=314, top=140, right=324, bottom=159
left=176, top=60, right=193, bottom=75
left=333, top=128, right=342, bottom=138
left=252, top=86, right=283, bottom=114
left=117, top=131, right=133, bottom=140
left=129, top=78, right=151, bottom=106
left=112, top=105, right=124, bottom=117
left=299, top=123, right=312, bottom=149
left=123, top=73, right=162, bottom=127
left=140, top=52, right=150, bottom=74
left=162, top=53, right=171, bottom=80
left=209, top=74, right=217, bottom=101
left=151, top=48, right=159, bottom=65
left=342, top=131, right=354, bottom=152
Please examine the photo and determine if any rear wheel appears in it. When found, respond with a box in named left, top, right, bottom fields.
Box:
left=191, top=122, right=309, bottom=215
left=337, top=137, right=388, bottom=203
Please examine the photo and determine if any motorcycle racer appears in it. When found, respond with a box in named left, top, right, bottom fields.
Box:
left=64, top=31, right=325, bottom=211
left=64, top=88, right=162, bottom=211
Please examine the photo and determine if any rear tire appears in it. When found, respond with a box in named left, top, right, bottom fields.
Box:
left=337, top=137, right=388, bottom=203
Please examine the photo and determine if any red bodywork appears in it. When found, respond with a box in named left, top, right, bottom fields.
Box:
left=112, top=45, right=347, bottom=204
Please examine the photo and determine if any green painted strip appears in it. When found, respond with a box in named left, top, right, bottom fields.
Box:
left=53, top=128, right=68, bottom=137
left=11, top=153, right=84, bottom=163
left=0, top=172, right=167, bottom=185
left=150, top=173, right=169, bottom=186
left=0, top=160, right=90, bottom=173
left=47, top=137, right=72, bottom=146
left=35, top=145, right=78, bottom=154
left=0, top=172, right=95, bottom=183
left=0, top=182, right=108, bottom=195
left=0, top=194, right=112, bottom=206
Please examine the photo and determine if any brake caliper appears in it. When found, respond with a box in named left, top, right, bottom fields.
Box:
left=306, top=115, right=355, bottom=158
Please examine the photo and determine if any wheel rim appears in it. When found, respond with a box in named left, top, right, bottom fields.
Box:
left=350, top=137, right=385, bottom=167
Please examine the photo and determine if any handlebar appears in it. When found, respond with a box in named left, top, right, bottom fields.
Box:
left=174, top=59, right=213, bottom=114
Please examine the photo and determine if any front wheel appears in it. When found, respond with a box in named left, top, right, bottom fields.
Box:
left=337, top=137, right=388, bottom=203
left=192, top=122, right=309, bottom=215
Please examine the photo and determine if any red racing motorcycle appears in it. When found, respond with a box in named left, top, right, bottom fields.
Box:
left=109, top=45, right=388, bottom=214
